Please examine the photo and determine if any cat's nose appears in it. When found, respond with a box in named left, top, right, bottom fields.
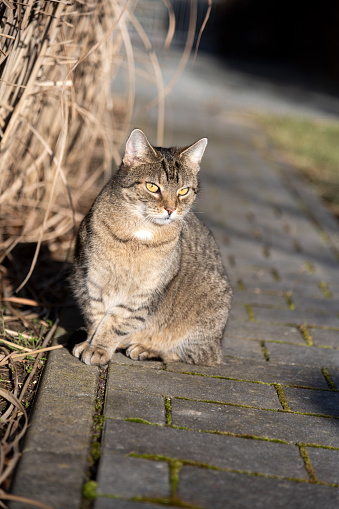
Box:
left=165, top=207, right=176, bottom=216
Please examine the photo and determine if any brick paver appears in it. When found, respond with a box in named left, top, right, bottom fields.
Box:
left=10, top=52, right=339, bottom=508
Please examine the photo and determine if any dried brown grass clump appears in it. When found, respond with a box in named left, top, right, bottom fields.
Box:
left=0, top=0, right=137, bottom=292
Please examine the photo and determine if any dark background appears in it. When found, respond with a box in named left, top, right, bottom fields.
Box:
left=172, top=0, right=339, bottom=88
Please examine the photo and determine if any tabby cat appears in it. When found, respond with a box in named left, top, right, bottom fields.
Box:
left=72, top=129, right=232, bottom=366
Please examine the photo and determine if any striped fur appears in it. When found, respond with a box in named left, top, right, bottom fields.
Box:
left=71, top=129, right=232, bottom=366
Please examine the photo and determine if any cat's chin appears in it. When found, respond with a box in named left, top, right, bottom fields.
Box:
left=152, top=216, right=176, bottom=226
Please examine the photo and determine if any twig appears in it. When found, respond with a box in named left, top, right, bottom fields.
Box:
left=0, top=338, right=32, bottom=351
left=2, top=344, right=63, bottom=361
left=0, top=491, right=54, bottom=509
left=1, top=296, right=41, bottom=306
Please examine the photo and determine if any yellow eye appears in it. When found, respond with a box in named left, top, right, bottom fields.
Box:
left=146, top=182, right=159, bottom=193
left=178, top=187, right=189, bottom=196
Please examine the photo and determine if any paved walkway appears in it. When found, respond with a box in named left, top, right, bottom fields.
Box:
left=10, top=53, right=339, bottom=509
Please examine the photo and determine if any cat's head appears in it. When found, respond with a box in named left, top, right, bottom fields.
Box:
left=117, top=129, right=207, bottom=226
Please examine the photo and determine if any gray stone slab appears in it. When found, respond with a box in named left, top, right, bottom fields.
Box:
left=9, top=452, right=85, bottom=509
left=167, top=357, right=329, bottom=389
left=229, top=270, right=281, bottom=291
left=20, top=388, right=95, bottom=455
left=233, top=292, right=288, bottom=308
left=10, top=333, right=98, bottom=506
left=102, top=420, right=307, bottom=479
left=108, top=363, right=281, bottom=409
left=177, top=466, right=339, bottom=509
left=228, top=305, right=251, bottom=322
left=35, top=341, right=99, bottom=399
left=283, top=387, right=339, bottom=417
left=292, top=297, right=339, bottom=314
left=312, top=329, right=339, bottom=348
left=222, top=336, right=264, bottom=360
left=96, top=455, right=169, bottom=499
left=266, top=342, right=339, bottom=368
left=225, top=321, right=302, bottom=343
left=307, top=448, right=339, bottom=484
left=234, top=278, right=324, bottom=296
left=105, top=387, right=165, bottom=424
left=254, top=307, right=339, bottom=328
left=171, top=398, right=339, bottom=448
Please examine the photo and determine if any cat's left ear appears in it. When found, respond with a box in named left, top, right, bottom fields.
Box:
left=179, top=138, right=208, bottom=172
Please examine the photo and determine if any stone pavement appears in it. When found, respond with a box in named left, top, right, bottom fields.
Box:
left=10, top=53, right=339, bottom=508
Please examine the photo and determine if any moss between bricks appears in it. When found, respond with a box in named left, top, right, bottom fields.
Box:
left=298, top=324, right=313, bottom=346
left=321, top=368, right=338, bottom=391
left=170, top=459, right=183, bottom=498
left=132, top=495, right=204, bottom=509
left=299, top=446, right=318, bottom=483
left=245, top=304, right=256, bottom=322
left=238, top=319, right=339, bottom=331
left=128, top=452, right=338, bottom=487
left=304, top=261, right=316, bottom=274
left=284, top=293, right=296, bottom=310
left=175, top=396, right=339, bottom=420
left=124, top=416, right=339, bottom=449
left=83, top=480, right=97, bottom=500
left=167, top=368, right=338, bottom=392
left=164, top=396, right=172, bottom=426
left=125, top=417, right=161, bottom=426
left=273, top=384, right=290, bottom=411
left=83, top=366, right=108, bottom=502
left=319, top=281, right=332, bottom=299
left=260, top=340, right=270, bottom=361
left=237, top=279, right=246, bottom=291
left=271, top=269, right=280, bottom=281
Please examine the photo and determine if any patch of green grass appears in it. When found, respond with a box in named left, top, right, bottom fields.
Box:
left=256, top=114, right=339, bottom=218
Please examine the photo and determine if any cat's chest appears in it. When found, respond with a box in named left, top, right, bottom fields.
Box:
left=88, top=241, right=178, bottom=304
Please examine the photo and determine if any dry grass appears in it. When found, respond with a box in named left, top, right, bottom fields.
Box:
left=0, top=0, right=135, bottom=292
left=0, top=0, right=210, bottom=504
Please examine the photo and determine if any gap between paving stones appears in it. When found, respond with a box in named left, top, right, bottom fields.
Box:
left=108, top=360, right=339, bottom=418
left=107, top=361, right=339, bottom=435
left=97, top=415, right=339, bottom=490
left=164, top=366, right=338, bottom=392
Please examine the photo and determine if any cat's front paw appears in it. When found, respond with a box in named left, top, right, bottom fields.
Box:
left=73, top=340, right=90, bottom=359
left=126, top=344, right=157, bottom=361
left=73, top=342, right=111, bottom=366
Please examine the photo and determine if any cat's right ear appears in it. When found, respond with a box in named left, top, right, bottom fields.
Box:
left=122, top=129, right=157, bottom=167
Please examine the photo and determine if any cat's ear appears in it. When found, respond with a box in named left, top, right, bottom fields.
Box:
left=122, top=129, right=157, bottom=167
left=179, top=138, right=208, bottom=172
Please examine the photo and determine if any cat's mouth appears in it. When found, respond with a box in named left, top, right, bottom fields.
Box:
left=151, top=216, right=176, bottom=225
